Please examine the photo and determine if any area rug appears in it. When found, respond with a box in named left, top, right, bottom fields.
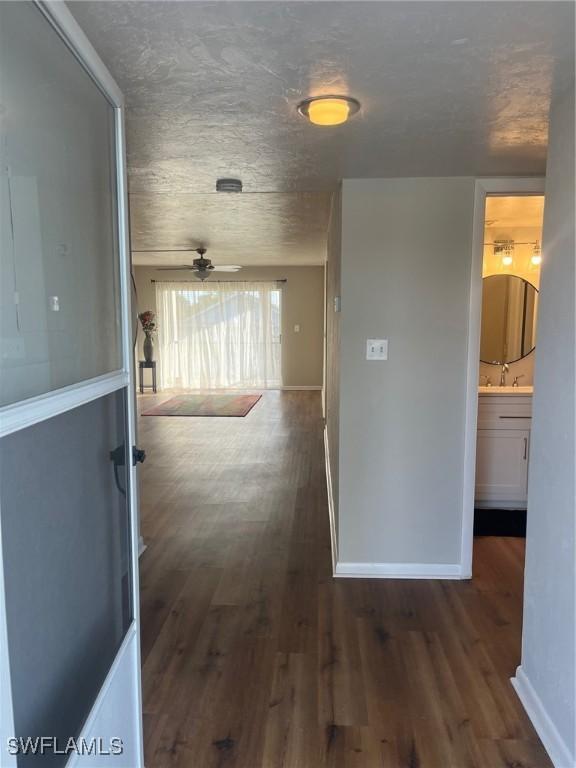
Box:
left=142, top=393, right=262, bottom=417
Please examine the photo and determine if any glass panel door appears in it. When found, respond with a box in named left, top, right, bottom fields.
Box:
left=0, top=1, right=122, bottom=406
left=0, top=392, right=132, bottom=767
left=0, top=3, right=142, bottom=766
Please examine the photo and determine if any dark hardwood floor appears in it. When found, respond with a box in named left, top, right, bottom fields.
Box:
left=138, top=390, right=551, bottom=768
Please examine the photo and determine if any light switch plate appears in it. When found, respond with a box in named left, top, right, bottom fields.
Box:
left=366, top=339, right=388, bottom=360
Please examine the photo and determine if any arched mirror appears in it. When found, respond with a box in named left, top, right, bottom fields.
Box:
left=480, top=274, right=539, bottom=365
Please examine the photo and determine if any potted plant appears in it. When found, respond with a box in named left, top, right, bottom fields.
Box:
left=138, top=310, right=157, bottom=362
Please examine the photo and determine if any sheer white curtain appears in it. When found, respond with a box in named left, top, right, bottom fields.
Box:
left=155, top=281, right=282, bottom=389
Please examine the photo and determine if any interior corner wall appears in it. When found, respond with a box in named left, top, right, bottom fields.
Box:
left=518, top=82, right=575, bottom=767
left=337, top=177, right=475, bottom=567
left=132, top=265, right=325, bottom=388
left=325, top=187, right=342, bottom=538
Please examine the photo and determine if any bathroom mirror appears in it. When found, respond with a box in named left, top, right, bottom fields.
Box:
left=480, top=274, right=539, bottom=365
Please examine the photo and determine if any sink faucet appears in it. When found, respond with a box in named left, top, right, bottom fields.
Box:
left=499, top=363, right=509, bottom=387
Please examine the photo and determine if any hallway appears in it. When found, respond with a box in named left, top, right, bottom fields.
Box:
left=138, top=391, right=550, bottom=768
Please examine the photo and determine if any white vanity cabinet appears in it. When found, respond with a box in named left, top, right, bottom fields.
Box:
left=475, top=391, right=532, bottom=508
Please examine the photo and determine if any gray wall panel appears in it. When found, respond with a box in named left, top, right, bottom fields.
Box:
left=0, top=392, right=132, bottom=766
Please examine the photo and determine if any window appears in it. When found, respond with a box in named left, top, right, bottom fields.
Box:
left=155, top=282, right=282, bottom=389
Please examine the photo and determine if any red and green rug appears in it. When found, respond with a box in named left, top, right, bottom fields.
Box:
left=141, top=393, right=262, bottom=418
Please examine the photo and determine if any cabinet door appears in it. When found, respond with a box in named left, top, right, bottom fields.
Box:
left=475, top=429, right=530, bottom=504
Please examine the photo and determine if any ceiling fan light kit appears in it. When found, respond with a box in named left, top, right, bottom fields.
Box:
left=160, top=248, right=242, bottom=281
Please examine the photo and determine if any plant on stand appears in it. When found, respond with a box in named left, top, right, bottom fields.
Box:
left=139, top=310, right=157, bottom=362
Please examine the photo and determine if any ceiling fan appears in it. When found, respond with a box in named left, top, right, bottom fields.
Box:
left=160, top=248, right=241, bottom=281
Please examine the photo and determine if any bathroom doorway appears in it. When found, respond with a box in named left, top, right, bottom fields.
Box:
left=474, top=194, right=544, bottom=537
left=459, top=182, right=547, bottom=719
left=460, top=178, right=546, bottom=577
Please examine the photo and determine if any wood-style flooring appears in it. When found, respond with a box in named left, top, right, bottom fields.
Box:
left=138, top=390, right=551, bottom=768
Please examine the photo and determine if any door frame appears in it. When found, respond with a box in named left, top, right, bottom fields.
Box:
left=0, top=2, right=143, bottom=764
left=460, top=177, right=546, bottom=578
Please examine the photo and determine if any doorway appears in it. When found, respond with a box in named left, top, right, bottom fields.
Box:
left=459, top=183, right=548, bottom=716
left=474, top=194, right=544, bottom=537
left=460, top=178, right=546, bottom=577
left=468, top=193, right=545, bottom=674
left=458, top=182, right=549, bottom=762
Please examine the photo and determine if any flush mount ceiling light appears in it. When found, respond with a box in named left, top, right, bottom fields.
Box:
left=297, top=95, right=360, bottom=126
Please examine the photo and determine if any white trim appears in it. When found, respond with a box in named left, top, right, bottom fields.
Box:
left=322, top=439, right=456, bottom=583
left=66, top=625, right=138, bottom=768
left=460, top=177, right=546, bottom=578
left=0, top=505, right=16, bottom=768
left=334, top=562, right=463, bottom=579
left=512, top=666, right=575, bottom=768
left=323, top=427, right=338, bottom=574
left=281, top=385, right=322, bottom=390
left=112, top=12, right=145, bottom=763
left=0, top=372, right=129, bottom=438
left=322, top=262, right=328, bottom=419
left=35, top=1, right=124, bottom=108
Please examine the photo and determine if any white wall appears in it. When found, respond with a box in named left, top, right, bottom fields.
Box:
left=337, top=178, right=475, bottom=570
left=515, top=83, right=575, bottom=767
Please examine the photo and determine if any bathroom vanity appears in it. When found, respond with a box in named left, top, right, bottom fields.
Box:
left=475, top=270, right=539, bottom=512
left=475, top=387, right=533, bottom=508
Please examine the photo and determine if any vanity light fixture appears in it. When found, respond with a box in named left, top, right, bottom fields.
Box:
left=531, top=241, right=542, bottom=266
left=494, top=239, right=515, bottom=267
left=297, top=95, right=361, bottom=126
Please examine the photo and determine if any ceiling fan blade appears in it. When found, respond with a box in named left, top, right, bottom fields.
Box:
left=211, top=265, right=242, bottom=272
left=158, top=265, right=197, bottom=271
left=132, top=249, right=204, bottom=254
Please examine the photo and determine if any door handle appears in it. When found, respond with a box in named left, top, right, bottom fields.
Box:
left=110, top=445, right=146, bottom=467
left=110, top=445, right=145, bottom=497
left=523, top=437, right=528, bottom=460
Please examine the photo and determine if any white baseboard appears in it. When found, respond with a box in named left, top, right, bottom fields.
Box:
left=281, top=385, right=322, bottom=390
left=511, top=666, right=574, bottom=768
left=334, top=561, right=463, bottom=579
left=323, top=429, right=463, bottom=582
left=323, top=427, right=338, bottom=574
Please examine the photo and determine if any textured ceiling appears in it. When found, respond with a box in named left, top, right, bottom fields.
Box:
left=68, top=1, right=574, bottom=265
left=485, top=196, right=545, bottom=230
left=130, top=191, right=331, bottom=265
